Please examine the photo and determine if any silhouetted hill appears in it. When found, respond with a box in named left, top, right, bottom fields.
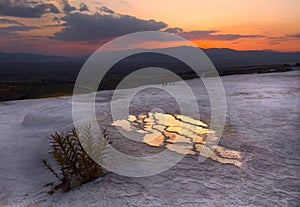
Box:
left=1, top=48, right=299, bottom=102
left=0, top=52, right=79, bottom=63
left=204, top=48, right=300, bottom=68
left=1, top=48, right=299, bottom=68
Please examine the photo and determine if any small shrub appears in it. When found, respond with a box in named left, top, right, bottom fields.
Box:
left=42, top=125, right=109, bottom=192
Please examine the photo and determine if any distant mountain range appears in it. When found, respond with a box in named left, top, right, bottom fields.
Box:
left=203, top=48, right=300, bottom=68
left=1, top=47, right=299, bottom=101
left=1, top=47, right=299, bottom=69
left=0, top=52, right=79, bottom=63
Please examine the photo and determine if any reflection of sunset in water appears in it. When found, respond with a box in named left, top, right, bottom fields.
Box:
left=112, top=112, right=248, bottom=168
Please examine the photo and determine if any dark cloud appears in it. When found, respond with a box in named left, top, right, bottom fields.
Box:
left=44, top=17, right=66, bottom=28
left=99, top=6, right=115, bottom=14
left=269, top=41, right=280, bottom=45
left=267, top=36, right=287, bottom=45
left=50, top=11, right=167, bottom=41
left=61, top=0, right=76, bottom=13
left=267, top=34, right=300, bottom=45
left=180, top=30, right=218, bottom=39
left=0, top=18, right=23, bottom=25
left=231, top=41, right=241, bottom=45
left=0, top=25, right=39, bottom=36
left=79, top=3, right=89, bottom=12
left=287, top=33, right=300, bottom=38
left=164, top=27, right=183, bottom=34
left=0, top=0, right=60, bottom=18
left=165, top=28, right=263, bottom=41
left=181, top=30, right=263, bottom=40
left=52, top=17, right=61, bottom=24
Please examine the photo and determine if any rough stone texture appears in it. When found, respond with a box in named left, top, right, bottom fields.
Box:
left=0, top=71, right=299, bottom=206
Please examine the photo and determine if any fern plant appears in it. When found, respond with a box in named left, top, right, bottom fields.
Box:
left=42, top=126, right=110, bottom=193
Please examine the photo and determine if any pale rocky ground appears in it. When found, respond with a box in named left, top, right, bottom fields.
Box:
left=0, top=71, right=299, bottom=206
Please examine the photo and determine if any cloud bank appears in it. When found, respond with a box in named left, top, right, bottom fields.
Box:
left=51, top=8, right=167, bottom=41
left=0, top=25, right=39, bottom=36
left=165, top=28, right=264, bottom=41
left=0, top=0, right=60, bottom=18
left=0, top=18, right=24, bottom=25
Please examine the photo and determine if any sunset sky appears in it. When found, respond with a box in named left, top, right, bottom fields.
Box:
left=0, top=0, right=299, bottom=56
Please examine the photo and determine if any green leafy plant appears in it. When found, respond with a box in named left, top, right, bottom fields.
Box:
left=42, top=125, right=110, bottom=193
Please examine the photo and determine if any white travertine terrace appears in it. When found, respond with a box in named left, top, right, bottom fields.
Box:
left=0, top=70, right=299, bottom=206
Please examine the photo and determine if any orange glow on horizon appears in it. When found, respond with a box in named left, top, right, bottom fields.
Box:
left=192, top=38, right=300, bottom=52
left=0, top=0, right=299, bottom=55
